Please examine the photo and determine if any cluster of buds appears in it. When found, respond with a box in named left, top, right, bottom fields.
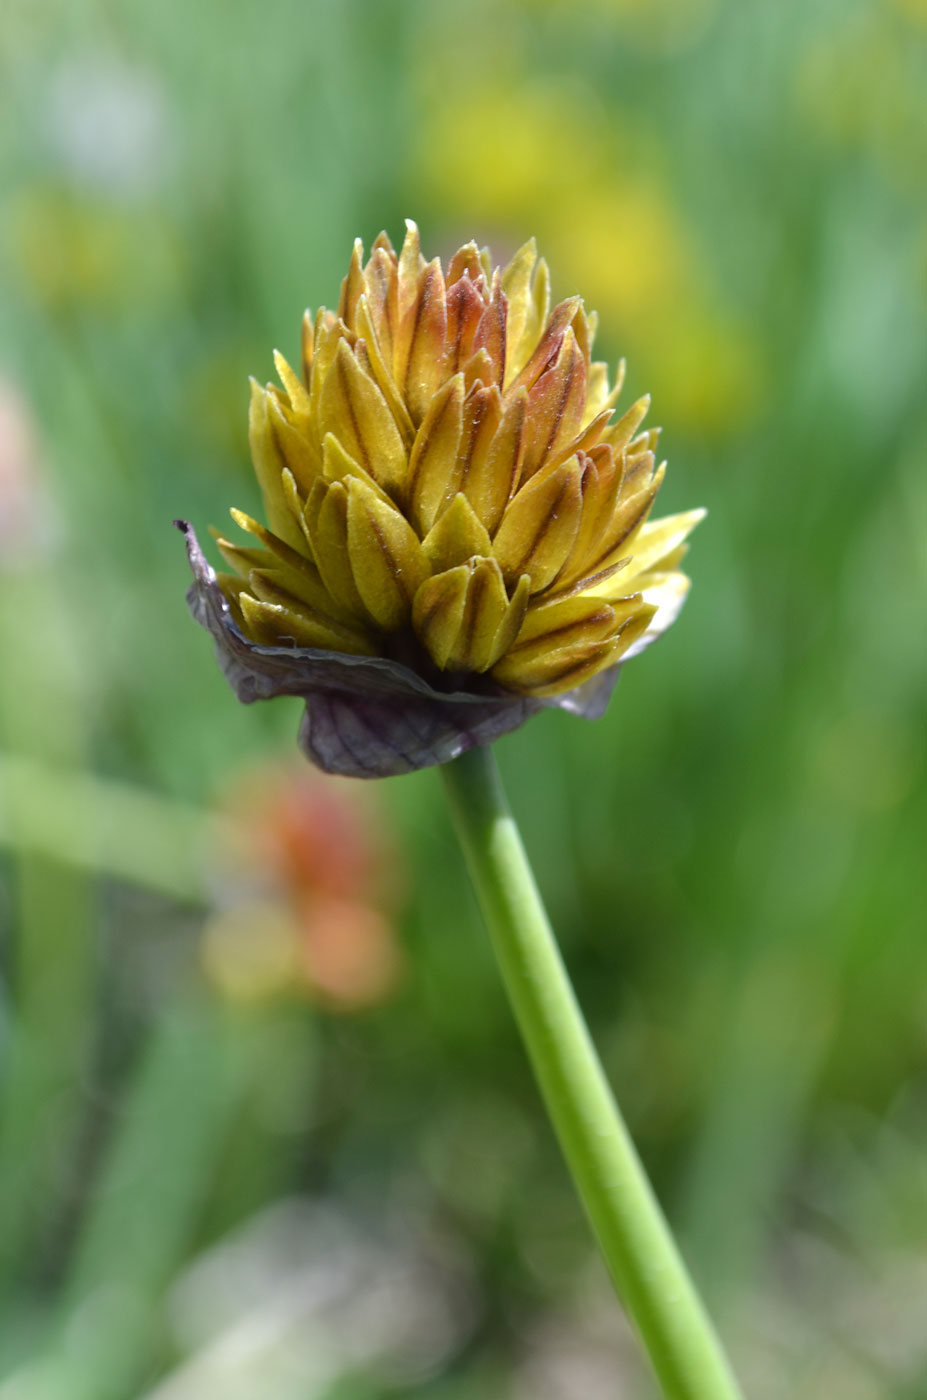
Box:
left=180, top=223, right=702, bottom=776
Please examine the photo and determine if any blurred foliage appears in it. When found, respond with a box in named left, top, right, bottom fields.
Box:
left=0, top=0, right=925, bottom=1396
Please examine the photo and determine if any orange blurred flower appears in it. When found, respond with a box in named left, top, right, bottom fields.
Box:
left=203, top=765, right=403, bottom=1011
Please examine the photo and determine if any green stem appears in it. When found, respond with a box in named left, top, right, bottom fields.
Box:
left=440, top=745, right=743, bottom=1400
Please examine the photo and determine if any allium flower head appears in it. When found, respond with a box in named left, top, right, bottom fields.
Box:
left=180, top=222, right=703, bottom=777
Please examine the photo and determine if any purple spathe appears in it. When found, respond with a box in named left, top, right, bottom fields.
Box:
left=177, top=521, right=620, bottom=779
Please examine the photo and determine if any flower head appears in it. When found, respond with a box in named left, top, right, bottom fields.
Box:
left=179, top=222, right=703, bottom=777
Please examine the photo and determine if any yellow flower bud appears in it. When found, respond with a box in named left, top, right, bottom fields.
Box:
left=179, top=222, right=704, bottom=776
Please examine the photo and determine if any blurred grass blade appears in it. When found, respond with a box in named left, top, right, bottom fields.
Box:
left=0, top=752, right=224, bottom=905
left=52, top=996, right=267, bottom=1400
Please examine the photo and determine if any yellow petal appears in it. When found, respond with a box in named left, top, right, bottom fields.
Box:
left=453, top=557, right=521, bottom=672
left=227, top=506, right=321, bottom=581
left=493, top=456, right=583, bottom=592
left=321, top=431, right=392, bottom=503
left=500, top=238, right=538, bottom=385
left=492, top=603, right=655, bottom=696
left=300, top=309, right=314, bottom=384
left=354, top=294, right=415, bottom=444
left=508, top=295, right=581, bottom=394
left=247, top=379, right=306, bottom=551
left=457, top=383, right=503, bottom=517
left=622, top=437, right=661, bottom=494
left=279, top=468, right=315, bottom=558
left=554, top=446, right=621, bottom=587
left=397, top=219, right=424, bottom=326
left=239, top=590, right=374, bottom=655
left=408, top=372, right=465, bottom=533
left=317, top=339, right=407, bottom=495
left=445, top=274, right=484, bottom=374
left=472, top=268, right=507, bottom=387
left=273, top=350, right=312, bottom=421
left=447, top=242, right=484, bottom=284
left=618, top=509, right=707, bottom=585
left=413, top=558, right=527, bottom=673
left=337, top=237, right=365, bottom=327
left=396, top=259, right=448, bottom=425
left=506, top=594, right=619, bottom=661
left=519, top=328, right=587, bottom=480
left=345, top=477, right=430, bottom=631
left=246, top=570, right=374, bottom=651
left=590, top=465, right=667, bottom=572
left=460, top=346, right=495, bottom=394
left=411, top=565, right=469, bottom=669
left=304, top=480, right=367, bottom=618
left=267, top=394, right=320, bottom=495
left=422, top=492, right=492, bottom=573
left=605, top=394, right=651, bottom=454
left=307, top=310, right=343, bottom=430
left=493, top=638, right=613, bottom=695
left=213, top=535, right=269, bottom=580
left=362, top=245, right=399, bottom=363
left=463, top=387, right=526, bottom=536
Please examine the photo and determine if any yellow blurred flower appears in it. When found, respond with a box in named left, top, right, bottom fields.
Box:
left=180, top=225, right=703, bottom=774
left=8, top=187, right=182, bottom=313
left=415, top=75, right=761, bottom=435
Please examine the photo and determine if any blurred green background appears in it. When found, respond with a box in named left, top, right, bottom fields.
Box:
left=1, top=0, right=925, bottom=1395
